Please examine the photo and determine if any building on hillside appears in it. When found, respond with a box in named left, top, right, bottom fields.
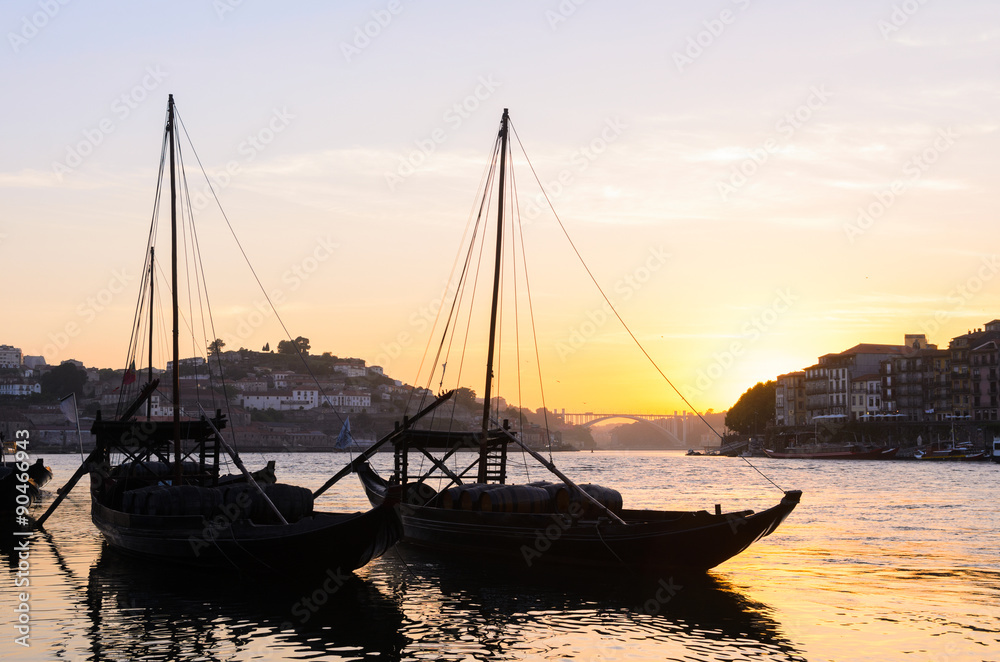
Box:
left=949, top=320, right=1000, bottom=420
left=0, top=345, right=23, bottom=368
left=0, top=380, right=40, bottom=397
left=805, top=337, right=923, bottom=422
left=271, top=371, right=294, bottom=388
left=774, top=372, right=806, bottom=426
left=318, top=390, right=372, bottom=413
left=165, top=356, right=206, bottom=372
left=969, top=337, right=1000, bottom=421
left=232, top=378, right=267, bottom=393
left=880, top=345, right=948, bottom=421
left=804, top=363, right=830, bottom=420
left=240, top=390, right=311, bottom=411
left=851, top=374, right=882, bottom=420
left=333, top=359, right=366, bottom=378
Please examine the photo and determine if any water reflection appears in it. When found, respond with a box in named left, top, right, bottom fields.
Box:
left=2, top=527, right=806, bottom=661
left=377, top=547, right=806, bottom=661
left=75, top=544, right=406, bottom=661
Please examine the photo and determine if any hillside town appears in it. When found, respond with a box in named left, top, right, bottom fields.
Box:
left=0, top=342, right=594, bottom=453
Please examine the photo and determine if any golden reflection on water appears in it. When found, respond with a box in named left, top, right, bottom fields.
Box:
left=2, top=452, right=999, bottom=661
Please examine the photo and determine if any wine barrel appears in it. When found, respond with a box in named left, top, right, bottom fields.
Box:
left=262, top=483, right=314, bottom=523
left=527, top=480, right=571, bottom=513
left=143, top=486, right=172, bottom=516
left=220, top=484, right=253, bottom=519
left=479, top=485, right=550, bottom=513
left=572, top=483, right=624, bottom=515
left=122, top=485, right=156, bottom=514
left=458, top=484, right=503, bottom=510
left=438, top=486, right=464, bottom=509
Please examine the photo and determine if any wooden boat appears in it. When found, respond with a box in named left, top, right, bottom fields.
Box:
left=38, top=95, right=401, bottom=576
left=763, top=446, right=898, bottom=460
left=912, top=445, right=986, bottom=461
left=341, top=109, right=801, bottom=574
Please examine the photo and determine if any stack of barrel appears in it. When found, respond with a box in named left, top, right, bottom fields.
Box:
left=121, top=482, right=313, bottom=523
left=436, top=480, right=622, bottom=516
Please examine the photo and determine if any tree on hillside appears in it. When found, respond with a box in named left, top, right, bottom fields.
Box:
left=724, top=381, right=776, bottom=435
left=454, top=387, right=477, bottom=408
left=277, top=336, right=310, bottom=355
left=208, top=338, right=226, bottom=355
left=40, top=363, right=88, bottom=399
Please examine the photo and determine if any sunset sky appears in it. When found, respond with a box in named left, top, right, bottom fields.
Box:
left=2, top=1, right=998, bottom=414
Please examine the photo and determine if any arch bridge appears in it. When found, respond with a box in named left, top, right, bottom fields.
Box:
left=559, top=411, right=696, bottom=447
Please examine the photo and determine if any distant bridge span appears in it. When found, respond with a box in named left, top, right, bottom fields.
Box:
left=559, top=411, right=697, bottom=447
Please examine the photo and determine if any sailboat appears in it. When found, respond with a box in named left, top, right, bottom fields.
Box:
left=349, top=109, right=801, bottom=574
left=38, top=95, right=401, bottom=576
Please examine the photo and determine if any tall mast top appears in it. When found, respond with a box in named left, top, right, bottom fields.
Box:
left=478, top=109, right=510, bottom=483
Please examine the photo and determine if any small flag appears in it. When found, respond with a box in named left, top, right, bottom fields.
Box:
left=122, top=361, right=136, bottom=386
left=335, top=417, right=353, bottom=450
left=59, top=393, right=78, bottom=425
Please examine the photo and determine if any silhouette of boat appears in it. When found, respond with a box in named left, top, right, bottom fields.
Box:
left=345, top=109, right=800, bottom=574
left=38, top=95, right=400, bottom=576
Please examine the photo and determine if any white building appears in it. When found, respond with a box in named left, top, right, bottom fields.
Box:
left=0, top=345, right=23, bottom=368
left=333, top=361, right=366, bottom=378
left=271, top=371, right=294, bottom=388
left=240, top=390, right=312, bottom=411
left=0, top=382, right=40, bottom=397
left=166, top=356, right=207, bottom=371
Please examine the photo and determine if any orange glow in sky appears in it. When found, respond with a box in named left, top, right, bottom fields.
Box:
left=4, top=2, right=998, bottom=413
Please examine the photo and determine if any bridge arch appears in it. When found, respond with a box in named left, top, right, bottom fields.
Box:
left=574, top=415, right=686, bottom=447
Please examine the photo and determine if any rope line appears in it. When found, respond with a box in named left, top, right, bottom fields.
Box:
left=508, top=120, right=786, bottom=493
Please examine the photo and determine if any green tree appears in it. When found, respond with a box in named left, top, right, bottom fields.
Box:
left=454, top=387, right=477, bottom=408
left=724, top=381, right=776, bottom=435
left=207, top=338, right=226, bottom=355
left=40, top=363, right=88, bottom=399
left=277, top=336, right=310, bottom=355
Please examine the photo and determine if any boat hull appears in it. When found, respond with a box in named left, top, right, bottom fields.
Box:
left=358, top=464, right=800, bottom=573
left=763, top=447, right=898, bottom=460
left=1, top=464, right=39, bottom=518
left=92, top=500, right=401, bottom=576
left=400, top=496, right=800, bottom=573
left=912, top=451, right=986, bottom=461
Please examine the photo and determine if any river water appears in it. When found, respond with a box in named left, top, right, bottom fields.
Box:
left=2, top=451, right=998, bottom=661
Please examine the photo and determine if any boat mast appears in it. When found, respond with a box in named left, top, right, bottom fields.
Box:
left=167, top=94, right=182, bottom=484
left=146, top=246, right=154, bottom=419
left=478, top=108, right=509, bottom=483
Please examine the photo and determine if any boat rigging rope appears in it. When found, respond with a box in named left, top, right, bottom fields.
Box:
left=508, top=121, right=787, bottom=494
left=508, top=138, right=555, bottom=467
left=174, top=110, right=352, bottom=449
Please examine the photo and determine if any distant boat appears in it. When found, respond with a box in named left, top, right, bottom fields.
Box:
left=763, top=446, right=898, bottom=460
left=349, top=109, right=800, bottom=575
left=912, top=445, right=986, bottom=461
left=38, top=95, right=401, bottom=576
left=993, top=436, right=1000, bottom=464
